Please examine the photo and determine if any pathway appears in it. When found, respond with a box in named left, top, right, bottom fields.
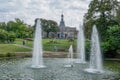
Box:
left=14, top=44, right=33, bottom=50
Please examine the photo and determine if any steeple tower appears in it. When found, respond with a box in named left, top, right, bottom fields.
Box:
left=59, top=14, right=65, bottom=31
left=61, top=14, right=64, bottom=22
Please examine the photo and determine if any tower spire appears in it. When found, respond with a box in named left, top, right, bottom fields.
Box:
left=61, top=10, right=64, bottom=21
left=61, top=14, right=64, bottom=21
left=60, top=13, right=65, bottom=27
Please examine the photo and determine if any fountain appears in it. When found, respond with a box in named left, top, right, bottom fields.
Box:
left=0, top=24, right=119, bottom=79
left=75, top=24, right=86, bottom=63
left=68, top=45, right=73, bottom=59
left=85, top=25, right=103, bottom=73
left=64, top=45, right=74, bottom=67
left=31, top=19, right=46, bottom=68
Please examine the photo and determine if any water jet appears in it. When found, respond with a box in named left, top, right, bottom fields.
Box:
left=64, top=45, right=74, bottom=67
left=75, top=24, right=86, bottom=63
left=85, top=25, right=103, bottom=73
left=31, top=19, right=46, bottom=68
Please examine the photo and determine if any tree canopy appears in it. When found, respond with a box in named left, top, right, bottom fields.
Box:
left=34, top=18, right=58, bottom=37
left=84, top=0, right=119, bottom=40
left=84, top=0, right=120, bottom=58
left=0, top=18, right=33, bottom=43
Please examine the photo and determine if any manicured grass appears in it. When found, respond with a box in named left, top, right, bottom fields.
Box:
left=0, top=38, right=77, bottom=57
left=0, top=44, right=31, bottom=57
left=43, top=39, right=77, bottom=51
left=14, top=39, right=33, bottom=47
left=15, top=38, right=77, bottom=52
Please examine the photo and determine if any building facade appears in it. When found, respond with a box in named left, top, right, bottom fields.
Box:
left=44, top=14, right=78, bottom=38
left=57, top=14, right=78, bottom=39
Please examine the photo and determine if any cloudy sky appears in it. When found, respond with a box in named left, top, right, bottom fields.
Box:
left=0, top=0, right=90, bottom=28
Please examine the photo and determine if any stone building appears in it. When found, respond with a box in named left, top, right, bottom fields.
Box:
left=56, top=14, right=78, bottom=38
left=44, top=14, right=78, bottom=38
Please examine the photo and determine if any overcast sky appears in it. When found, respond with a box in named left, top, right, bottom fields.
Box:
left=0, top=0, right=90, bottom=28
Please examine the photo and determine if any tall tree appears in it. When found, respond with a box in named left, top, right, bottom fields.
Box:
left=0, top=22, right=7, bottom=30
left=0, top=29, right=8, bottom=43
left=84, top=0, right=119, bottom=40
left=6, top=18, right=32, bottom=38
left=39, top=18, right=58, bottom=37
left=0, top=18, right=34, bottom=43
left=104, top=25, right=120, bottom=57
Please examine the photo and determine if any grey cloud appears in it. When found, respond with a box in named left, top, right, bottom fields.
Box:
left=0, top=0, right=90, bottom=27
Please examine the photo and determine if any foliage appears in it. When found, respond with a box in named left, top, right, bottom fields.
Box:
left=84, top=0, right=120, bottom=58
left=0, top=29, right=16, bottom=43
left=6, top=18, right=33, bottom=38
left=39, top=18, right=59, bottom=37
left=102, top=25, right=120, bottom=58
left=0, top=29, right=8, bottom=43
left=0, top=22, right=7, bottom=30
left=0, top=18, right=59, bottom=43
left=0, top=18, right=34, bottom=43
left=7, top=31, right=16, bottom=43
left=84, top=0, right=119, bottom=40
left=116, top=8, right=120, bottom=25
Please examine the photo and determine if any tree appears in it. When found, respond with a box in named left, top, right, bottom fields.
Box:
left=0, top=18, right=34, bottom=43
left=0, top=29, right=8, bottom=43
left=40, top=18, right=58, bottom=37
left=25, top=26, right=34, bottom=38
left=84, top=0, right=119, bottom=40
left=0, top=22, right=7, bottom=30
left=6, top=18, right=31, bottom=38
left=102, top=25, right=120, bottom=58
left=7, top=31, right=16, bottom=43
left=116, top=8, right=120, bottom=25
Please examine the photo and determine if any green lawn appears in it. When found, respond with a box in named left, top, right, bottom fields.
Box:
left=0, top=44, right=31, bottom=57
left=0, top=38, right=76, bottom=57
left=43, top=39, right=77, bottom=51
left=14, top=38, right=77, bottom=52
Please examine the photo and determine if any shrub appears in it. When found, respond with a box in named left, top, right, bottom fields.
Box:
left=0, top=29, right=8, bottom=43
left=102, top=25, right=120, bottom=58
left=7, top=31, right=16, bottom=43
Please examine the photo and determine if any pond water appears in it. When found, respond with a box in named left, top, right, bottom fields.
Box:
left=0, top=58, right=119, bottom=80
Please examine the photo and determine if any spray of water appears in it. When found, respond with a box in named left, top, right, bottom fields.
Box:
left=68, top=45, right=73, bottom=59
left=64, top=45, right=74, bottom=67
left=31, top=19, right=46, bottom=68
left=85, top=25, right=103, bottom=73
left=75, top=24, right=86, bottom=63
